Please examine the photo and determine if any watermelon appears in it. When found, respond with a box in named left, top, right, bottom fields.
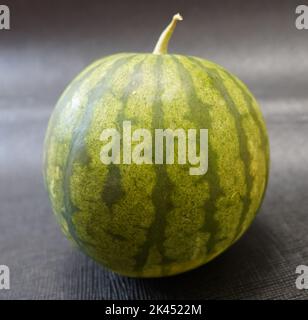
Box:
left=43, top=14, right=270, bottom=277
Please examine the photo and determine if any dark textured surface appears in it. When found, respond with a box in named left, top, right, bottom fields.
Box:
left=0, top=0, right=308, bottom=299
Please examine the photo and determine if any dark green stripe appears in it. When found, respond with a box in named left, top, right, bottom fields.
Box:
left=219, top=68, right=269, bottom=156
left=172, top=56, right=226, bottom=255
left=43, top=60, right=105, bottom=184
left=62, top=54, right=137, bottom=248
left=101, top=164, right=125, bottom=210
left=133, top=55, right=175, bottom=275
left=221, top=70, right=270, bottom=195
left=188, top=56, right=254, bottom=242
left=102, top=58, right=146, bottom=210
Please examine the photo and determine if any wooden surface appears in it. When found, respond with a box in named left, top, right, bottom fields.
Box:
left=0, top=0, right=307, bottom=300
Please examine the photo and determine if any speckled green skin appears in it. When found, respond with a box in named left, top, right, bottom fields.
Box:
left=43, top=53, right=270, bottom=277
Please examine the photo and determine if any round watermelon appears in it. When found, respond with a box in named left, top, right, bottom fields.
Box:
left=43, top=14, right=270, bottom=277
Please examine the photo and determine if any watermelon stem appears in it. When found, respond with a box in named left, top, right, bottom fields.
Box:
left=153, top=13, right=183, bottom=55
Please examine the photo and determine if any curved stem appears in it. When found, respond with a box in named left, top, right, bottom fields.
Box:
left=153, top=13, right=183, bottom=55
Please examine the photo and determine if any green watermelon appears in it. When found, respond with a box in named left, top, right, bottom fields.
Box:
left=43, top=14, right=270, bottom=277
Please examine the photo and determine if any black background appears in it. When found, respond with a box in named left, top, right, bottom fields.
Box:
left=0, top=0, right=308, bottom=299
